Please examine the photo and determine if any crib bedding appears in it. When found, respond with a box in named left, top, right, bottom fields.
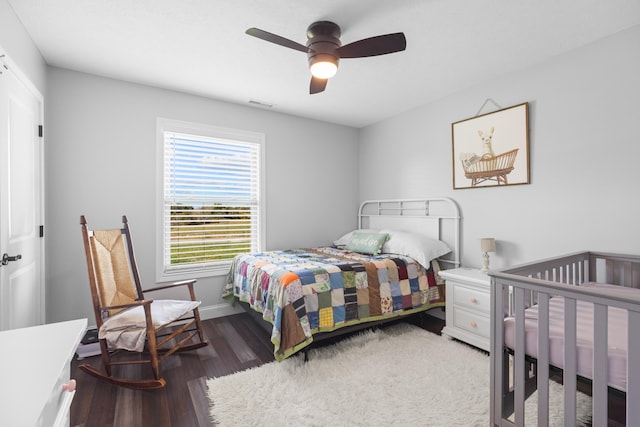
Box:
left=503, top=283, right=636, bottom=392
left=224, top=246, right=444, bottom=360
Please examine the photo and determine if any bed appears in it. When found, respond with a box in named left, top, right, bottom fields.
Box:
left=489, top=251, right=640, bottom=426
left=223, top=197, right=460, bottom=361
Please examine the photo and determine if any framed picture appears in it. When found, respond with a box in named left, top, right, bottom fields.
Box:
left=451, top=102, right=529, bottom=189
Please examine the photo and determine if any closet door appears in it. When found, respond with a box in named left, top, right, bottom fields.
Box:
left=0, top=54, right=44, bottom=330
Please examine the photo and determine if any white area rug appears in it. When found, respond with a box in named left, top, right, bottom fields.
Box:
left=208, top=323, right=591, bottom=426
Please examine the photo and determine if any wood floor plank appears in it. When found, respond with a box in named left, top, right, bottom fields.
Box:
left=188, top=377, right=215, bottom=427
left=216, top=320, right=257, bottom=364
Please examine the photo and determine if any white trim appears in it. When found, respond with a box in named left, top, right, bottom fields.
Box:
left=199, top=302, right=243, bottom=320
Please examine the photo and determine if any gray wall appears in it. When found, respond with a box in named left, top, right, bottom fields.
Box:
left=0, top=0, right=46, bottom=93
left=45, top=68, right=359, bottom=324
left=359, top=25, right=640, bottom=270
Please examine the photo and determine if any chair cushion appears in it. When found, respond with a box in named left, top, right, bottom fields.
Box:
left=98, top=299, right=201, bottom=352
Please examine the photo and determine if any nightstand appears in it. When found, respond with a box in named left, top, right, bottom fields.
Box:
left=439, top=267, right=491, bottom=352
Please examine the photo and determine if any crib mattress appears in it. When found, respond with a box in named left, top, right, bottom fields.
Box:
left=503, top=283, right=636, bottom=392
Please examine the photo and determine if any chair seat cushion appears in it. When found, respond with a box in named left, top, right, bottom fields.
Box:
left=99, top=299, right=201, bottom=352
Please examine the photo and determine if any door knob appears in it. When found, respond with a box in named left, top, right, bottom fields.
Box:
left=1, top=253, right=22, bottom=266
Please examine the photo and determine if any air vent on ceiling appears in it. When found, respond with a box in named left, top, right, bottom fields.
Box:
left=248, top=99, right=273, bottom=108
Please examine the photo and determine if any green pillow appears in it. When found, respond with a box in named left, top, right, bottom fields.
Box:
left=345, top=232, right=389, bottom=255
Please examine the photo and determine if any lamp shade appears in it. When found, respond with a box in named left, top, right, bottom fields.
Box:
left=480, top=238, right=496, bottom=253
left=309, top=53, right=338, bottom=79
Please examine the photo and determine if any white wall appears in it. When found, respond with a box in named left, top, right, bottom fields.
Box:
left=359, top=25, right=640, bottom=270
left=45, top=68, right=359, bottom=324
left=0, top=0, right=46, bottom=92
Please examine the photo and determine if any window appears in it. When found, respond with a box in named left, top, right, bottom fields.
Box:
left=156, top=118, right=264, bottom=280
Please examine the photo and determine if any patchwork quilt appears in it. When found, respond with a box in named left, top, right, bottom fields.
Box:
left=223, top=247, right=444, bottom=361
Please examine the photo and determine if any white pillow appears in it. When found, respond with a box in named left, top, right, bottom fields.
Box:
left=380, top=229, right=451, bottom=268
left=333, top=228, right=378, bottom=246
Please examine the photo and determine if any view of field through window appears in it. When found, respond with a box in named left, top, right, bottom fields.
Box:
left=169, top=204, right=254, bottom=264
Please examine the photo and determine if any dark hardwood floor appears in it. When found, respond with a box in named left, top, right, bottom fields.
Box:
left=70, top=312, right=445, bottom=427
left=71, top=312, right=275, bottom=427
left=71, top=311, right=624, bottom=426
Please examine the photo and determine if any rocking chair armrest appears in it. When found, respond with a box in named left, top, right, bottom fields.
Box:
left=143, top=279, right=197, bottom=294
left=100, top=299, right=153, bottom=312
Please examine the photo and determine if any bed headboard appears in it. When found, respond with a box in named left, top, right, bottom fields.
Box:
left=358, top=197, right=461, bottom=268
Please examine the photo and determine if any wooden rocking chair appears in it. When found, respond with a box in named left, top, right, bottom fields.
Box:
left=79, top=215, right=208, bottom=389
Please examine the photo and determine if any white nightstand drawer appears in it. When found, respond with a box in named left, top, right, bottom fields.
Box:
left=452, top=284, right=490, bottom=312
left=452, top=306, right=490, bottom=338
left=439, top=268, right=491, bottom=351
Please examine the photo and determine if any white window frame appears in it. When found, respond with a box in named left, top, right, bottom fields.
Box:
left=156, top=118, right=265, bottom=282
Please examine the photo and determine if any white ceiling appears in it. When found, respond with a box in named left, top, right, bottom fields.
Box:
left=7, top=0, right=640, bottom=128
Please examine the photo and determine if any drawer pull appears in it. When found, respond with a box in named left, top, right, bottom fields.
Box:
left=62, top=379, right=76, bottom=392
left=470, top=297, right=478, bottom=304
left=470, top=321, right=477, bottom=328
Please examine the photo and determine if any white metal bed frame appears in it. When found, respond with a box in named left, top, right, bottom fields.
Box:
left=490, top=251, right=640, bottom=426
left=358, top=197, right=461, bottom=269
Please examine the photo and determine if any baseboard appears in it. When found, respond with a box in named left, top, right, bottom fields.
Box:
left=199, top=302, right=242, bottom=320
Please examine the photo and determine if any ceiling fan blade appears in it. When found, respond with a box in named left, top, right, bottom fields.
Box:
left=336, top=33, right=406, bottom=58
left=310, top=76, right=328, bottom=94
left=245, top=28, right=309, bottom=53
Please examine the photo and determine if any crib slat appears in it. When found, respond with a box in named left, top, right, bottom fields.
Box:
left=537, top=293, right=550, bottom=426
left=514, top=287, right=526, bottom=426
left=563, top=297, right=577, bottom=426
left=623, top=261, right=632, bottom=287
left=491, top=280, right=504, bottom=425
left=592, top=303, right=608, bottom=426
left=606, top=259, right=614, bottom=284
left=633, top=263, right=640, bottom=289
left=628, top=310, right=640, bottom=424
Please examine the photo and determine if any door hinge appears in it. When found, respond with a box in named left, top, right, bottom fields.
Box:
left=39, top=225, right=44, bottom=238
left=38, top=125, right=43, bottom=138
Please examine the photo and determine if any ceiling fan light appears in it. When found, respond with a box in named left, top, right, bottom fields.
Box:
left=309, top=54, right=338, bottom=79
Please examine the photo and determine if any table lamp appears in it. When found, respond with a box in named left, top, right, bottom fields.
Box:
left=480, top=238, right=496, bottom=273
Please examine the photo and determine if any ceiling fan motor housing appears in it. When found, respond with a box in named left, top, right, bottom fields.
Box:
left=306, top=21, right=341, bottom=73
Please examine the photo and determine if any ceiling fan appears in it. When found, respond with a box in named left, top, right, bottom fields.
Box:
left=246, top=21, right=407, bottom=94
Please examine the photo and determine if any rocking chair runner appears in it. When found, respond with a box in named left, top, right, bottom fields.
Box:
left=79, top=215, right=208, bottom=389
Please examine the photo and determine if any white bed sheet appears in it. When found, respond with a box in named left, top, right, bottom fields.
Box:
left=503, top=283, right=636, bottom=392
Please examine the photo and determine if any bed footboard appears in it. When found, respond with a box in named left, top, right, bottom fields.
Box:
left=489, top=251, right=640, bottom=426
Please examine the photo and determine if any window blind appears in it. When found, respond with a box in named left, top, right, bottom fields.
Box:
left=162, top=130, right=261, bottom=272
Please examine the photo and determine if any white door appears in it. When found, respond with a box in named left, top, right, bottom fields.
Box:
left=0, top=53, right=44, bottom=330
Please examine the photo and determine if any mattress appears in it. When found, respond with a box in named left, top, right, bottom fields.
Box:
left=224, top=246, right=444, bottom=360
left=503, top=283, right=636, bottom=392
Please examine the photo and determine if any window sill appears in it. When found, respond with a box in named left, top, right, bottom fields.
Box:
left=157, top=261, right=232, bottom=283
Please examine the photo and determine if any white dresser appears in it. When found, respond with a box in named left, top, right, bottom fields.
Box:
left=439, top=268, right=491, bottom=352
left=0, top=318, right=87, bottom=427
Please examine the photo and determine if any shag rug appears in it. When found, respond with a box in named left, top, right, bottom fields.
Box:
left=207, top=323, right=591, bottom=426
